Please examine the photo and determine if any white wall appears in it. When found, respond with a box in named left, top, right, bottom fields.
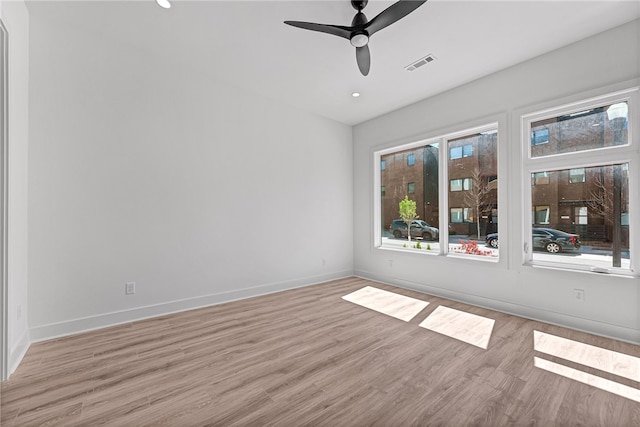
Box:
left=28, top=16, right=353, bottom=340
left=1, top=0, right=30, bottom=376
left=354, top=20, right=640, bottom=343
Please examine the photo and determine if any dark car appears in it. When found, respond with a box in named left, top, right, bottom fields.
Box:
left=485, top=228, right=581, bottom=253
left=390, top=219, right=439, bottom=241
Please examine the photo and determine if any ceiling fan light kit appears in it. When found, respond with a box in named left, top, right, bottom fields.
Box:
left=156, top=0, right=171, bottom=9
left=284, top=0, right=427, bottom=76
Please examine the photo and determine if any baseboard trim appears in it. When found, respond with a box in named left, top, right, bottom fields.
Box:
left=30, top=271, right=353, bottom=343
left=354, top=270, right=640, bottom=345
left=8, top=328, right=30, bottom=377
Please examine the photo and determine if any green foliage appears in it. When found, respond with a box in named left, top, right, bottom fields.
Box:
left=426, top=244, right=431, bottom=250
left=413, top=241, right=422, bottom=249
left=399, top=196, right=418, bottom=242
left=398, top=196, right=418, bottom=223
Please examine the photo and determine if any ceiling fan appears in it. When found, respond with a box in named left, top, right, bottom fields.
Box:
left=284, top=0, right=427, bottom=76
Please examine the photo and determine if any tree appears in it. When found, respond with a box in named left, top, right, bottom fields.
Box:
left=399, top=196, right=418, bottom=243
left=463, top=167, right=491, bottom=238
left=587, top=165, right=628, bottom=267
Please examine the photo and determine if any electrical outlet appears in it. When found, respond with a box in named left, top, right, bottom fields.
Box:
left=125, top=282, right=136, bottom=295
left=574, top=288, right=585, bottom=303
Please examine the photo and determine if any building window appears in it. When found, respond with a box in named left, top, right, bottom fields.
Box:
left=569, top=168, right=586, bottom=183
left=449, top=144, right=473, bottom=160
left=450, top=208, right=472, bottom=223
left=450, top=178, right=472, bottom=192
left=463, top=178, right=472, bottom=191
left=381, top=160, right=386, bottom=171
left=407, top=182, right=415, bottom=194
left=533, top=171, right=549, bottom=185
left=523, top=90, right=636, bottom=274
left=533, top=206, right=550, bottom=224
left=381, top=186, right=386, bottom=197
left=407, top=153, right=415, bottom=166
left=531, top=128, right=549, bottom=146
left=574, top=206, right=588, bottom=225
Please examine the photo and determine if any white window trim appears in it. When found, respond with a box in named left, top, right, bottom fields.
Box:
left=521, top=87, right=639, bottom=277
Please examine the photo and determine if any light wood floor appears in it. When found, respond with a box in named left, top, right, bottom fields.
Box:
left=2, top=277, right=639, bottom=426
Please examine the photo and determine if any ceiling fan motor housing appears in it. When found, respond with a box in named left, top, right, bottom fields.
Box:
left=351, top=0, right=368, bottom=11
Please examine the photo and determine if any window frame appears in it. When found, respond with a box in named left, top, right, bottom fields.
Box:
left=521, top=87, right=639, bottom=276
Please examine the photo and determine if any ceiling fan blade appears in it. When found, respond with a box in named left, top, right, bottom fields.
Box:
left=356, top=45, right=370, bottom=76
left=284, top=21, right=352, bottom=40
left=366, top=0, right=427, bottom=36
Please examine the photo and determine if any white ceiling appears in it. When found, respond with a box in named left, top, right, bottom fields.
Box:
left=26, top=0, right=640, bottom=125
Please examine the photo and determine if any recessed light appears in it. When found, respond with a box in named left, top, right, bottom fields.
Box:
left=156, top=0, right=171, bottom=9
left=352, top=92, right=361, bottom=98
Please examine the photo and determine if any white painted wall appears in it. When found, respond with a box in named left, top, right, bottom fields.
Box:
left=28, top=16, right=353, bottom=340
left=354, top=20, right=640, bottom=343
left=1, top=0, right=30, bottom=376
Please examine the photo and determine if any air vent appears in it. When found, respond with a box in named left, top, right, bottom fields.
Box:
left=405, top=54, right=436, bottom=72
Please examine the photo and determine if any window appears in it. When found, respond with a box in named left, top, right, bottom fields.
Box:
left=531, top=128, right=549, bottom=145
left=569, top=168, right=585, bottom=183
left=378, top=144, right=439, bottom=251
left=449, top=144, right=473, bottom=160
left=381, top=186, right=386, bottom=197
left=451, top=207, right=472, bottom=223
left=450, top=179, right=463, bottom=192
left=574, top=206, right=588, bottom=225
left=450, top=178, right=472, bottom=191
left=533, top=172, right=549, bottom=185
left=381, top=160, right=386, bottom=171
left=530, top=102, right=629, bottom=158
left=447, top=129, right=498, bottom=257
left=523, top=89, right=637, bottom=274
left=533, top=206, right=550, bottom=224
left=376, top=123, right=498, bottom=261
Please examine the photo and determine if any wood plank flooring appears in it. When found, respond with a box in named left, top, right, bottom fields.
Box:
left=1, top=277, right=639, bottom=426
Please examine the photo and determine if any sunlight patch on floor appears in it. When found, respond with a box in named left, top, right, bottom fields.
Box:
left=534, top=331, right=640, bottom=382
left=419, top=306, right=495, bottom=349
left=341, top=286, right=429, bottom=322
left=534, top=357, right=640, bottom=403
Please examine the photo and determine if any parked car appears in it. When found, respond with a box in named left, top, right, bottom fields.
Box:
left=485, top=228, right=581, bottom=253
left=390, top=219, right=439, bottom=241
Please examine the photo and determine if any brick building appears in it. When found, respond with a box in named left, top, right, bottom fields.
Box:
left=380, top=132, right=498, bottom=237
